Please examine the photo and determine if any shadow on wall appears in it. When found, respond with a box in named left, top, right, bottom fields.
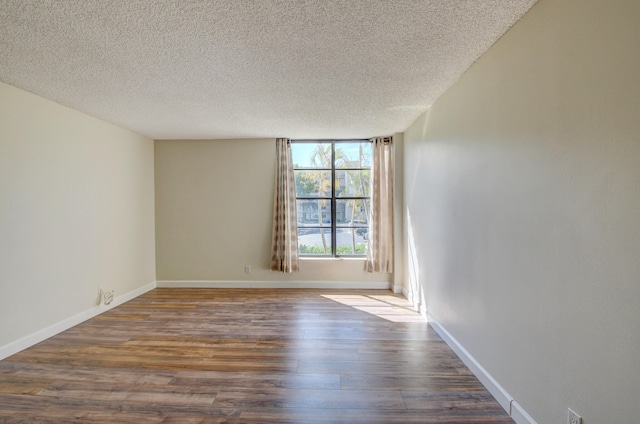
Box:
left=405, top=209, right=426, bottom=317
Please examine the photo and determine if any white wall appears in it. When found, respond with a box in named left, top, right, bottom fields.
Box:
left=0, top=82, right=156, bottom=350
left=403, top=0, right=640, bottom=422
left=155, top=139, right=392, bottom=286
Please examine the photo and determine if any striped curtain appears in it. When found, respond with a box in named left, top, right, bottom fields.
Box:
left=271, top=138, right=300, bottom=272
left=366, top=136, right=394, bottom=273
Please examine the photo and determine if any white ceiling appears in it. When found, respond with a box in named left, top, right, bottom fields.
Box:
left=0, top=0, right=537, bottom=140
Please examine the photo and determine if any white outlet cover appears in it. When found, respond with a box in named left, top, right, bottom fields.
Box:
left=568, top=408, right=582, bottom=424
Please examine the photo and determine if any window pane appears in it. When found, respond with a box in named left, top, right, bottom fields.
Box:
left=292, top=140, right=370, bottom=257
left=336, top=228, right=368, bottom=255
left=335, top=169, right=370, bottom=197
left=291, top=142, right=332, bottom=168
left=298, top=228, right=332, bottom=255
left=295, top=170, right=331, bottom=197
left=336, top=199, right=369, bottom=226
left=335, top=142, right=371, bottom=168
left=297, top=199, right=332, bottom=226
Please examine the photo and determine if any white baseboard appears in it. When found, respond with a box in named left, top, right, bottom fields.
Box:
left=510, top=400, right=537, bottom=424
left=402, top=286, right=428, bottom=320
left=156, top=280, right=392, bottom=289
left=0, top=281, right=156, bottom=361
left=402, top=286, right=411, bottom=303
left=427, top=313, right=537, bottom=424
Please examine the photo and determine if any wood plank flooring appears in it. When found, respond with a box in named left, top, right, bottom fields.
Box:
left=0, top=289, right=514, bottom=423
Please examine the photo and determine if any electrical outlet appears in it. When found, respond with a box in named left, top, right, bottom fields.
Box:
left=244, top=265, right=251, bottom=274
left=567, top=408, right=582, bottom=424
left=99, top=288, right=115, bottom=306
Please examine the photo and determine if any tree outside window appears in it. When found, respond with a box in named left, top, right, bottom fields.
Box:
left=292, top=140, right=371, bottom=256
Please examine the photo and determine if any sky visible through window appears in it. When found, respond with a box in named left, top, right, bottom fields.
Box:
left=292, top=142, right=368, bottom=168
left=291, top=141, right=371, bottom=256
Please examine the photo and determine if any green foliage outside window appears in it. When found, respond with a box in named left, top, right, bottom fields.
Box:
left=293, top=141, right=371, bottom=256
left=299, top=243, right=367, bottom=255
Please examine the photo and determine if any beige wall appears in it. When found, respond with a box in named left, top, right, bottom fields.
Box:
left=403, top=0, right=640, bottom=422
left=0, top=82, right=156, bottom=348
left=155, top=139, right=392, bottom=286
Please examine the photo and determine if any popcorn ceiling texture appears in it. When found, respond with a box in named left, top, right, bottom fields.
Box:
left=0, top=0, right=537, bottom=140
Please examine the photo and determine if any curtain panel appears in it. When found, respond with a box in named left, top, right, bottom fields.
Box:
left=271, top=138, right=300, bottom=272
left=366, top=136, right=394, bottom=273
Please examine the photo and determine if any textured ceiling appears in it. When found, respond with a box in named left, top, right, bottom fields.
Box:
left=0, top=0, right=537, bottom=140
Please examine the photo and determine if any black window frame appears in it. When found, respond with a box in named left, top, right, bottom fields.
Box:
left=292, top=139, right=372, bottom=257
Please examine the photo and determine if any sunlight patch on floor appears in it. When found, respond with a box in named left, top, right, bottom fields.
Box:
left=321, top=294, right=426, bottom=323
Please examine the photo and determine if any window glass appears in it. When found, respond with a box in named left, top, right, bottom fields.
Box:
left=297, top=228, right=333, bottom=255
left=292, top=141, right=371, bottom=257
left=294, top=170, right=332, bottom=197
left=291, top=142, right=332, bottom=168
left=335, top=142, right=372, bottom=168
left=335, top=199, right=369, bottom=226
left=296, top=199, right=332, bottom=226
left=336, top=228, right=368, bottom=255
left=335, top=170, right=370, bottom=197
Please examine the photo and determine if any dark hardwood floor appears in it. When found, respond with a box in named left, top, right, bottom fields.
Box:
left=0, top=289, right=513, bottom=423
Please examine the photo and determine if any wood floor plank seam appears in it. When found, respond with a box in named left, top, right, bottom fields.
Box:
left=0, top=288, right=513, bottom=423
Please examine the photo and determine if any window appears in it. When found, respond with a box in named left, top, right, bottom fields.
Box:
left=291, top=140, right=371, bottom=256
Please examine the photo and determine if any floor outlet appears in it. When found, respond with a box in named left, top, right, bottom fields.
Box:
left=567, top=408, right=582, bottom=424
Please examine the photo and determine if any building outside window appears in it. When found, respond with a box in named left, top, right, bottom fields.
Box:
left=291, top=140, right=371, bottom=256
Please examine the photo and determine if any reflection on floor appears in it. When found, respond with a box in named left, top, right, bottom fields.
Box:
left=0, top=288, right=513, bottom=423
